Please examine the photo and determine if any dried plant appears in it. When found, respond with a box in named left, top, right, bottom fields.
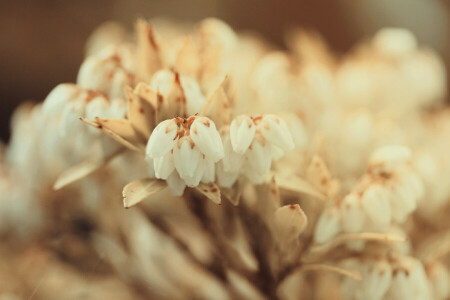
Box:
left=0, top=18, right=449, bottom=300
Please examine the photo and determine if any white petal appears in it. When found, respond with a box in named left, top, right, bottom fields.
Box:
left=389, top=179, right=417, bottom=223
left=246, top=139, right=271, bottom=175
left=146, top=119, right=177, bottom=159
left=85, top=97, right=109, bottom=120
left=153, top=151, right=175, bottom=179
left=167, top=171, right=186, bottom=196
left=42, top=84, right=79, bottom=114
left=190, top=117, right=224, bottom=161
left=183, top=159, right=204, bottom=187
left=216, top=161, right=239, bottom=188
left=242, top=162, right=266, bottom=184
left=361, top=185, right=392, bottom=226
left=361, top=261, right=392, bottom=300
left=201, top=158, right=215, bottom=183
left=314, top=207, right=342, bottom=244
left=270, top=144, right=284, bottom=161
left=180, top=75, right=207, bottom=115
left=369, top=145, right=412, bottom=174
left=340, top=193, right=364, bottom=233
left=260, top=115, right=294, bottom=151
left=173, top=137, right=201, bottom=178
left=230, top=115, right=255, bottom=154
left=221, top=132, right=244, bottom=173
left=145, top=157, right=155, bottom=178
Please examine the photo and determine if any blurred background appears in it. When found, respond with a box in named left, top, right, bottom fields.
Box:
left=1, top=0, right=449, bottom=141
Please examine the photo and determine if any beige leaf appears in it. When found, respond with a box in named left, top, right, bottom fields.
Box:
left=136, top=19, right=163, bottom=81
left=81, top=118, right=145, bottom=154
left=221, top=184, right=242, bottom=206
left=195, top=182, right=221, bottom=205
left=95, top=117, right=144, bottom=145
left=134, top=82, right=159, bottom=109
left=174, top=36, right=200, bottom=78
left=301, top=264, right=362, bottom=281
left=201, top=76, right=231, bottom=127
left=306, top=155, right=331, bottom=192
left=123, top=178, right=167, bottom=208
left=125, top=86, right=155, bottom=139
left=277, top=174, right=325, bottom=200
left=53, top=148, right=124, bottom=190
left=163, top=72, right=187, bottom=119
left=274, top=204, right=308, bottom=242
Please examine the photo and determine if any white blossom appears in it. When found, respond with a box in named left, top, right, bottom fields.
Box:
left=146, top=115, right=223, bottom=195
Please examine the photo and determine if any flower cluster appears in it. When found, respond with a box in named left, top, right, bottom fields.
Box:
left=0, top=17, right=449, bottom=300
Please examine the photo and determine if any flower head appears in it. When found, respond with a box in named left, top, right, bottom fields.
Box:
left=146, top=115, right=223, bottom=195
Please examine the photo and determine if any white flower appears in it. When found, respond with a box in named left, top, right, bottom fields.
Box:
left=360, top=260, right=393, bottom=300
left=372, top=28, right=418, bottom=58
left=340, top=193, right=365, bottom=233
left=230, top=115, right=256, bottom=154
left=77, top=45, right=135, bottom=99
left=150, top=69, right=206, bottom=116
left=361, top=184, right=392, bottom=226
left=146, top=115, right=223, bottom=195
left=369, top=145, right=412, bottom=175
left=41, top=84, right=127, bottom=159
left=386, top=257, right=433, bottom=300
left=314, top=206, right=342, bottom=244
left=222, top=114, right=294, bottom=185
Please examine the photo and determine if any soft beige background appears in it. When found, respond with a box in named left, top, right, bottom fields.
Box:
left=0, top=0, right=449, bottom=140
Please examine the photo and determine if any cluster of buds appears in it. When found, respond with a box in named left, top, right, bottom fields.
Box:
left=0, top=16, right=449, bottom=300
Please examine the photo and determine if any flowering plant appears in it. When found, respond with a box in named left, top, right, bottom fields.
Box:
left=0, top=18, right=449, bottom=300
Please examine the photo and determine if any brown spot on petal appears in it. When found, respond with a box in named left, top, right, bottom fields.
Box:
left=211, top=188, right=218, bottom=193
left=289, top=205, right=296, bottom=210
left=139, top=107, right=144, bottom=114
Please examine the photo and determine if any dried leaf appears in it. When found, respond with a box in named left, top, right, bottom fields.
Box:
left=195, top=182, right=221, bottom=205
left=277, top=174, right=325, bottom=200
left=174, top=36, right=200, bottom=78
left=53, top=148, right=124, bottom=190
left=221, top=184, right=242, bottom=206
left=201, top=76, right=231, bottom=127
left=134, top=82, right=158, bottom=109
left=81, top=118, right=145, bottom=154
left=95, top=117, right=144, bottom=145
left=125, top=86, right=155, bottom=139
left=274, top=204, right=308, bottom=242
left=123, top=178, right=167, bottom=208
left=306, top=155, right=331, bottom=192
left=301, top=264, right=362, bottom=281
left=136, top=19, right=163, bottom=81
left=163, top=72, right=187, bottom=119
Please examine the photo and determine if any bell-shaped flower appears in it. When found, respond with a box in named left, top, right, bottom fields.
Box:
left=146, top=115, right=223, bottom=195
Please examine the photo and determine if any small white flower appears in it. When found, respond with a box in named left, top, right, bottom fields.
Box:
left=340, top=193, right=365, bottom=233
left=146, top=115, right=223, bottom=195
left=361, top=184, right=392, bottom=226
left=150, top=69, right=206, bottom=116
left=219, top=114, right=294, bottom=186
left=314, top=206, right=342, bottom=244
left=230, top=115, right=255, bottom=154
left=77, top=45, right=135, bottom=99
left=259, top=114, right=295, bottom=151
left=359, top=260, right=393, bottom=300
left=190, top=117, right=224, bottom=161
left=369, top=145, right=412, bottom=174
